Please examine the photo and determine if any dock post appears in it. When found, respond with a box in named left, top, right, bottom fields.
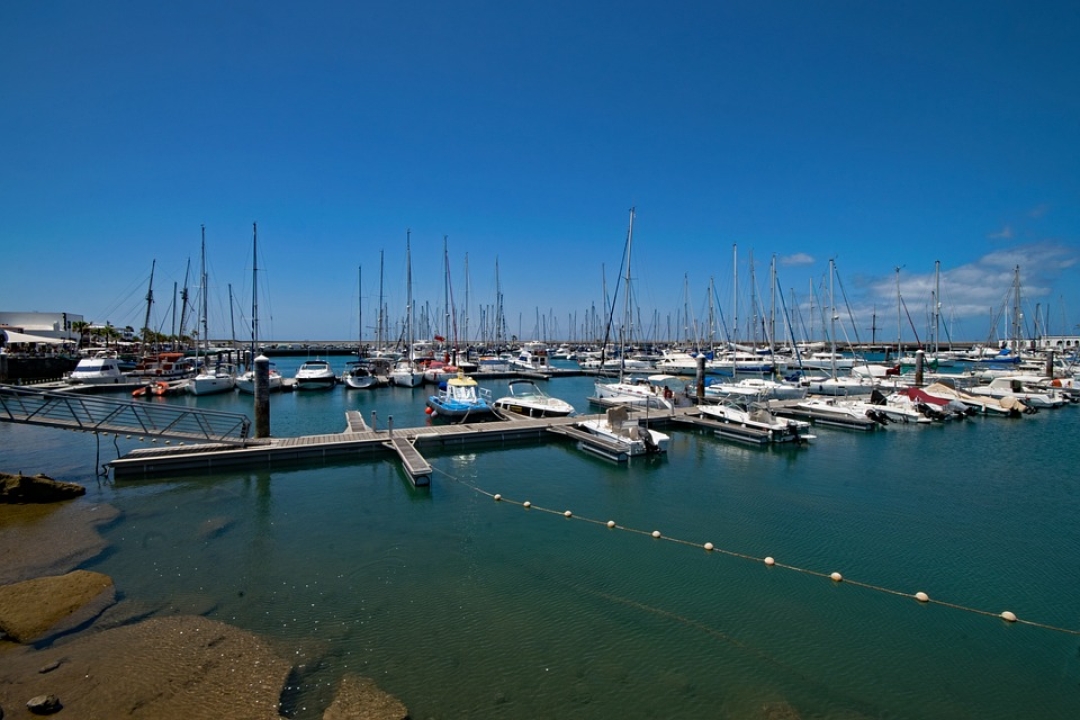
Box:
left=1045, top=350, right=1055, bottom=378
left=371, top=410, right=378, bottom=432
left=695, top=355, right=706, bottom=403
left=914, top=349, right=925, bottom=387
left=254, top=354, right=270, bottom=438
left=388, top=415, right=394, bottom=439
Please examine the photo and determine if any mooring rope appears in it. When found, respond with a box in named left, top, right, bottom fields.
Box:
left=434, top=466, right=1080, bottom=637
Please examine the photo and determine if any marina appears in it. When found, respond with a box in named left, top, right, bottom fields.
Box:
left=2, top=353, right=1080, bottom=719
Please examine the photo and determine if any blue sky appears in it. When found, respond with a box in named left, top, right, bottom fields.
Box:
left=2, top=1, right=1078, bottom=346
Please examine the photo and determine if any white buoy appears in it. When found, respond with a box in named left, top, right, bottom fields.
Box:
left=651, top=530, right=661, bottom=538
left=1001, top=610, right=1018, bottom=623
left=764, top=556, right=775, bottom=566
left=830, top=572, right=843, bottom=582
left=915, top=591, right=929, bottom=603
left=493, top=494, right=502, bottom=502
left=606, top=520, right=616, bottom=528
left=704, top=542, right=714, bottom=552
left=523, top=501, right=531, bottom=509
left=564, top=510, right=572, bottom=518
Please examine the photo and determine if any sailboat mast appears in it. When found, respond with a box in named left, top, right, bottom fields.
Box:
left=378, top=250, right=385, bottom=351
left=358, top=265, right=363, bottom=352
left=443, top=236, right=450, bottom=347
left=463, top=252, right=470, bottom=348
left=251, top=222, right=259, bottom=359
left=829, top=258, right=837, bottom=377
left=933, top=259, right=941, bottom=356
left=142, top=259, right=156, bottom=348
left=406, top=229, right=413, bottom=358
left=200, top=224, right=208, bottom=352
left=623, top=207, right=635, bottom=362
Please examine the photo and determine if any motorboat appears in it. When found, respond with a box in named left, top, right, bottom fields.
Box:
left=66, top=355, right=127, bottom=384
left=294, top=359, right=337, bottom=390
left=919, top=381, right=1030, bottom=416
left=593, top=375, right=676, bottom=411
left=426, top=372, right=494, bottom=420
left=966, top=375, right=1067, bottom=408
left=128, top=352, right=197, bottom=380
left=704, top=377, right=807, bottom=402
left=698, top=401, right=813, bottom=443
left=575, top=406, right=669, bottom=458
left=342, top=360, right=380, bottom=389
left=492, top=379, right=575, bottom=418
left=422, top=360, right=460, bottom=385
left=794, top=397, right=887, bottom=426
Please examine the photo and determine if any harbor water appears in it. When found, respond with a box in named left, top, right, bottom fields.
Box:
left=3, top=357, right=1080, bottom=719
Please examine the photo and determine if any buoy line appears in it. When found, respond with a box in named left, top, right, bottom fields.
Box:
left=436, top=467, right=1080, bottom=637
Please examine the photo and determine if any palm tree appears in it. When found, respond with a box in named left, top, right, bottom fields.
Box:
left=71, top=320, right=90, bottom=349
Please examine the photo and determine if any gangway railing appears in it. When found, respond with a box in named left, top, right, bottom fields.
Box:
left=0, top=385, right=251, bottom=445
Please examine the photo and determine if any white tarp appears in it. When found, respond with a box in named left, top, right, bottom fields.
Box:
left=0, top=329, right=69, bottom=345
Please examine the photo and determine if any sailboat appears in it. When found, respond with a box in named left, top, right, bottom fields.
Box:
left=592, top=208, right=674, bottom=411
left=343, top=265, right=381, bottom=389
left=390, top=230, right=425, bottom=387
left=236, top=222, right=282, bottom=394
left=188, top=225, right=237, bottom=396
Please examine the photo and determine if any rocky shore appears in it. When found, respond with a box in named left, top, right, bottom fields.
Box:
left=0, top=472, right=409, bottom=719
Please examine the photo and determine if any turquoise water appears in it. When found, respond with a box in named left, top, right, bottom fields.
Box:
left=3, top=358, right=1080, bottom=719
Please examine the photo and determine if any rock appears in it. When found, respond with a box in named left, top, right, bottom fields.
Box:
left=0, top=570, right=115, bottom=643
left=0, top=502, right=119, bottom=586
left=0, top=615, right=291, bottom=720
left=26, top=694, right=62, bottom=714
left=38, top=660, right=61, bottom=674
left=196, top=515, right=234, bottom=540
left=0, top=472, right=85, bottom=503
left=322, top=674, right=409, bottom=720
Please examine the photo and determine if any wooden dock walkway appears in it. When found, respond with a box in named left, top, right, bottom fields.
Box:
left=384, top=436, right=432, bottom=485
left=107, top=406, right=680, bottom=480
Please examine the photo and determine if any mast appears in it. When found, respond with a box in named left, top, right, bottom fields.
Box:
left=228, top=283, right=236, bottom=352
left=829, top=258, right=837, bottom=378
left=732, top=243, right=738, bottom=352
left=933, top=260, right=941, bottom=357
left=377, top=250, right=385, bottom=352
left=357, top=264, right=362, bottom=354
left=200, top=224, right=208, bottom=354
left=443, top=236, right=450, bottom=350
left=623, top=207, right=635, bottom=371
left=142, top=259, right=156, bottom=349
left=251, top=222, right=259, bottom=362
left=463, top=252, right=470, bottom=349
left=406, top=229, right=413, bottom=359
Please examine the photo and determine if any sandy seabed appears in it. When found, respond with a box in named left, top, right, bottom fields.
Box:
left=0, top=499, right=407, bottom=719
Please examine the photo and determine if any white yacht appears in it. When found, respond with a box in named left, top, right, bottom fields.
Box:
left=66, top=355, right=127, bottom=384
left=294, top=359, right=337, bottom=390
left=493, top=379, right=575, bottom=418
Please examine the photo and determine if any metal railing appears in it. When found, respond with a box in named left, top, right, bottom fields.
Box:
left=0, top=384, right=251, bottom=445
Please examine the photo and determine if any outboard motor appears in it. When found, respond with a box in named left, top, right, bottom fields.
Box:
left=635, top=424, right=660, bottom=454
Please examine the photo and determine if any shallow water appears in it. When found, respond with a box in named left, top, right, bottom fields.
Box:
left=4, top=360, right=1080, bottom=719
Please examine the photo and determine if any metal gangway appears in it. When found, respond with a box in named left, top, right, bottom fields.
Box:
left=0, top=384, right=251, bottom=446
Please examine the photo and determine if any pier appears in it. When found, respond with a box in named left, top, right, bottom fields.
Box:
left=105, top=407, right=681, bottom=483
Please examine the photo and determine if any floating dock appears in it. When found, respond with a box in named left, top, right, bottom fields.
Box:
left=106, top=407, right=680, bottom=483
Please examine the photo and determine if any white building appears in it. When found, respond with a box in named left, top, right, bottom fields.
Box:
left=1036, top=334, right=1080, bottom=353
left=0, top=311, right=83, bottom=342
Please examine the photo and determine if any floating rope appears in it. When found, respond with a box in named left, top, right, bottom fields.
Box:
left=435, top=466, right=1080, bottom=637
